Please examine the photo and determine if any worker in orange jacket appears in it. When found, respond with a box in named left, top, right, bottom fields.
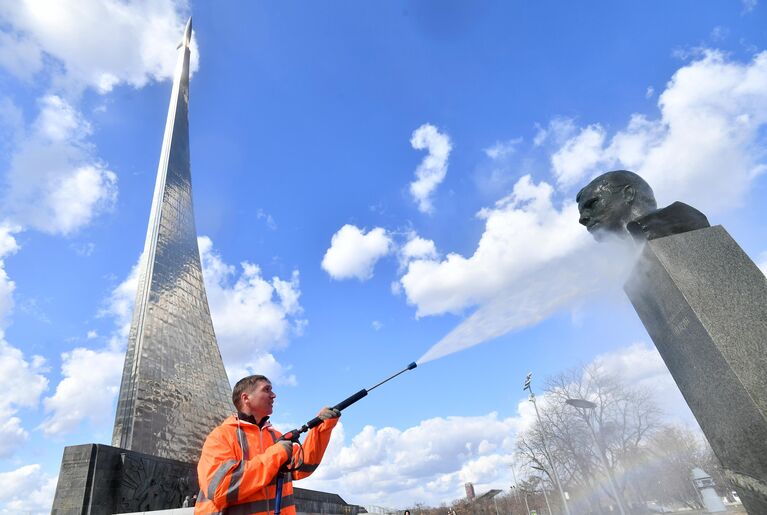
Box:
left=195, top=374, right=340, bottom=515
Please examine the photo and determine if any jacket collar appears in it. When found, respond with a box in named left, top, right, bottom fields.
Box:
left=236, top=412, right=270, bottom=428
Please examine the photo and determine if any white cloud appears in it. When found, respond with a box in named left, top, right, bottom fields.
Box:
left=409, top=124, right=452, bottom=214
left=371, top=320, right=383, bottom=331
left=532, top=117, right=577, bottom=147
left=299, top=413, right=522, bottom=507
left=402, top=175, right=591, bottom=318
left=199, top=236, right=304, bottom=386
left=321, top=225, right=393, bottom=281
left=484, top=138, right=522, bottom=160
left=0, top=30, right=43, bottom=81
left=0, top=464, right=57, bottom=515
left=0, top=338, right=49, bottom=455
left=645, top=86, right=655, bottom=99
left=551, top=124, right=606, bottom=188
left=399, top=232, right=437, bottom=267
left=0, top=0, right=196, bottom=93
left=0, top=223, right=21, bottom=328
left=0, top=226, right=49, bottom=456
left=550, top=51, right=767, bottom=214
left=100, top=252, right=143, bottom=347
left=3, top=95, right=117, bottom=235
left=41, top=346, right=123, bottom=435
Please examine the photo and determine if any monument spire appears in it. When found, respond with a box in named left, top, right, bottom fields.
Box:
left=112, top=17, right=232, bottom=462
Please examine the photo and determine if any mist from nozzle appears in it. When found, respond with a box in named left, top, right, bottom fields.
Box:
left=416, top=238, right=640, bottom=365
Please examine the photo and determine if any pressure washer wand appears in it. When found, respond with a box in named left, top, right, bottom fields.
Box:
left=281, top=361, right=417, bottom=442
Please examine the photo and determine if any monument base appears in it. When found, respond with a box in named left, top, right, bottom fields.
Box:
left=51, top=444, right=366, bottom=515
left=51, top=444, right=198, bottom=515
left=624, top=225, right=767, bottom=514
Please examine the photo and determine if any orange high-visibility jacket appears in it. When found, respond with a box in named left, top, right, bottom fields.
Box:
left=195, top=413, right=338, bottom=515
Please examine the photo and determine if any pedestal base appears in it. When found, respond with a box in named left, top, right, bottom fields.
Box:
left=51, top=444, right=197, bottom=515
left=625, top=225, right=767, bottom=514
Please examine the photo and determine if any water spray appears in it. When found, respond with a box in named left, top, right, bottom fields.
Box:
left=280, top=361, right=417, bottom=442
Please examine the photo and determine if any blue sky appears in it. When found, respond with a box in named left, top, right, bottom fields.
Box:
left=0, top=1, right=766, bottom=512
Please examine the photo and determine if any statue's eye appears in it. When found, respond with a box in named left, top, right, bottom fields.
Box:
left=585, top=198, right=598, bottom=209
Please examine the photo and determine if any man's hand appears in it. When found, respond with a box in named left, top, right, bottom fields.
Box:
left=317, top=407, right=341, bottom=421
left=276, top=440, right=293, bottom=462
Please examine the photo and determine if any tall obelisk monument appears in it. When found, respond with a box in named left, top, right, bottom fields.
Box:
left=112, top=18, right=232, bottom=463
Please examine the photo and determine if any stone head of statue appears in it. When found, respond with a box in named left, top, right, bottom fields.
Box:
left=576, top=170, right=657, bottom=241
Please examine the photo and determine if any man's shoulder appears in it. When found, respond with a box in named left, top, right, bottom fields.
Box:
left=206, top=416, right=237, bottom=439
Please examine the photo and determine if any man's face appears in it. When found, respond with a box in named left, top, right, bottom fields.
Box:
left=241, top=380, right=276, bottom=419
left=577, top=181, right=632, bottom=241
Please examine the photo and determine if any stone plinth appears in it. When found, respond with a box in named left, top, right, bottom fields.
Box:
left=51, top=444, right=197, bottom=515
left=624, top=225, right=767, bottom=514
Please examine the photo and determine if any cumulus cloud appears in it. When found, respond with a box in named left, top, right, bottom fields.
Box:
left=100, top=252, right=143, bottom=347
left=409, top=124, right=452, bottom=214
left=532, top=117, right=577, bottom=147
left=549, top=51, right=767, bottom=214
left=0, top=228, right=48, bottom=456
left=0, top=464, right=57, bottom=515
left=398, top=232, right=437, bottom=267
left=403, top=176, right=592, bottom=318
left=0, top=339, right=49, bottom=455
left=3, top=95, right=117, bottom=235
left=0, top=30, right=43, bottom=81
left=0, top=223, right=21, bottom=328
left=551, top=124, right=606, bottom=188
left=41, top=346, right=123, bottom=435
left=0, top=0, right=196, bottom=93
left=199, top=236, right=304, bottom=385
left=300, top=413, right=522, bottom=507
left=322, top=225, right=393, bottom=281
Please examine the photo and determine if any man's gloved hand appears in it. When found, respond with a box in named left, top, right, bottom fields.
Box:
left=276, top=440, right=293, bottom=462
left=317, top=407, right=341, bottom=421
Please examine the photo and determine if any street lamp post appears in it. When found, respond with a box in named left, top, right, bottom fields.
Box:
left=512, top=485, right=531, bottom=515
left=565, top=398, right=627, bottom=515
left=523, top=373, right=572, bottom=515
left=511, top=465, right=525, bottom=515
left=530, top=472, right=553, bottom=515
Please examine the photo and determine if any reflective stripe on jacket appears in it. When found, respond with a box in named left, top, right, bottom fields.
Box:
left=195, top=414, right=338, bottom=515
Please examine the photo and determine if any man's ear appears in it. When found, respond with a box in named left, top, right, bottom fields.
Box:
left=622, top=184, right=636, bottom=203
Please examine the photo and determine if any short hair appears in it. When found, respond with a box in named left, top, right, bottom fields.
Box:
left=232, top=375, right=269, bottom=410
left=576, top=170, right=656, bottom=211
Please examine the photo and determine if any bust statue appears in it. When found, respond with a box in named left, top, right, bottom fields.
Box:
left=576, top=170, right=710, bottom=242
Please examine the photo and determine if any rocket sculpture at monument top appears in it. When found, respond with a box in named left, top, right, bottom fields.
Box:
left=112, top=18, right=232, bottom=463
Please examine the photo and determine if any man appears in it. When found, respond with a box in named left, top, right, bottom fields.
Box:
left=577, top=170, right=708, bottom=242
left=195, top=375, right=340, bottom=515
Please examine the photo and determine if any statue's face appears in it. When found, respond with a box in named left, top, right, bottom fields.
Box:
left=577, top=181, right=633, bottom=241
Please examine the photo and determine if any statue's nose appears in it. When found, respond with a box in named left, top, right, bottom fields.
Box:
left=579, top=214, right=590, bottom=226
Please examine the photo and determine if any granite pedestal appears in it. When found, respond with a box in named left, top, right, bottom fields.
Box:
left=51, top=444, right=198, bottom=515
left=624, top=225, right=767, bottom=513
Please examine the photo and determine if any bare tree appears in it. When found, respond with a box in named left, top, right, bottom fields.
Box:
left=516, top=365, right=662, bottom=513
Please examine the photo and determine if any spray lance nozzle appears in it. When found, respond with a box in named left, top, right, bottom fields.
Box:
left=280, top=361, right=417, bottom=442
